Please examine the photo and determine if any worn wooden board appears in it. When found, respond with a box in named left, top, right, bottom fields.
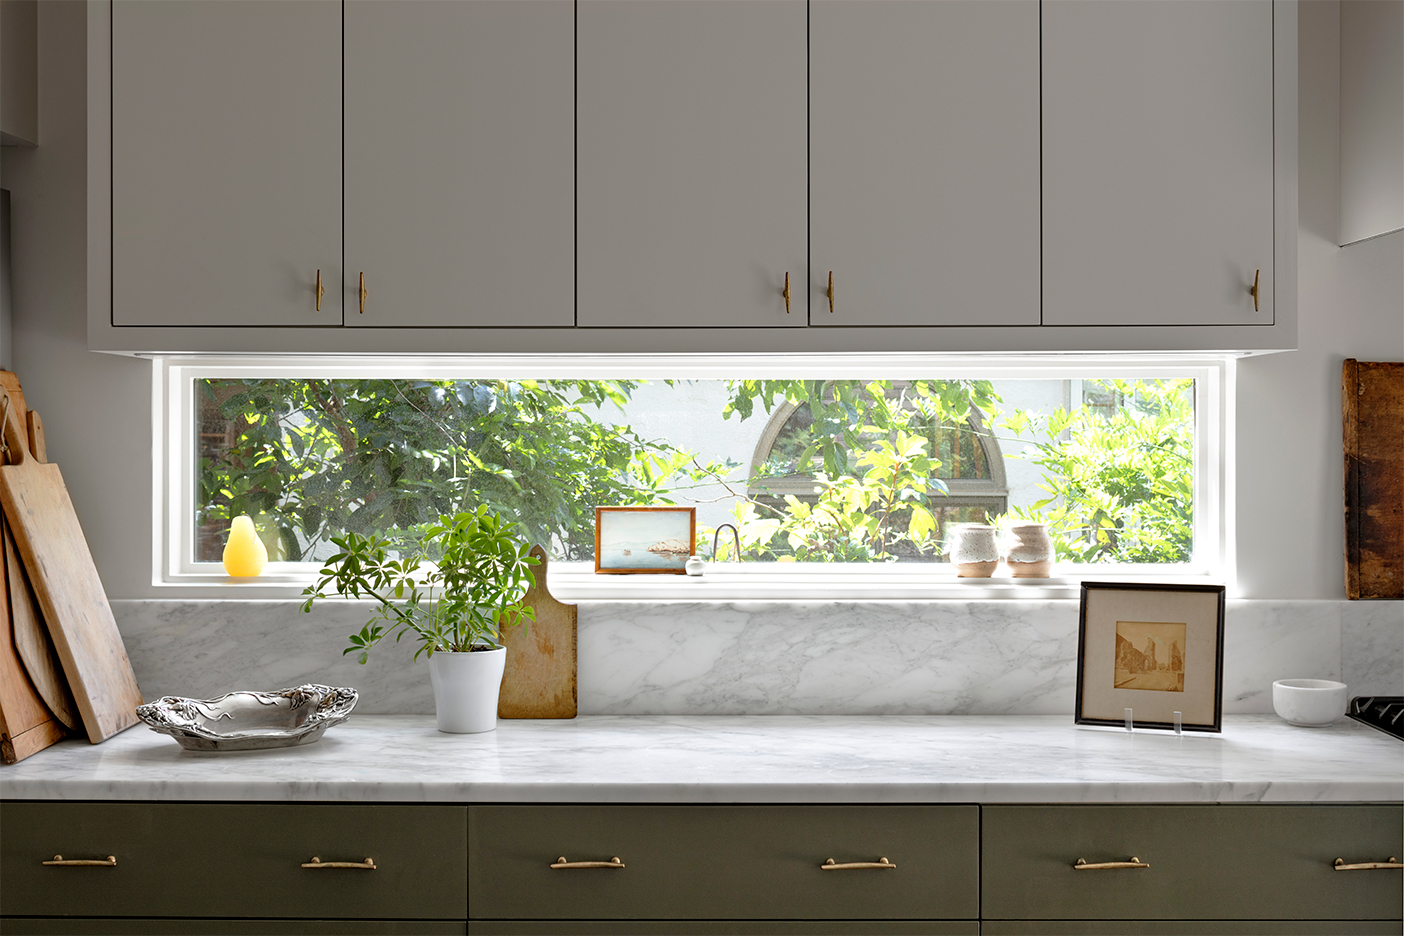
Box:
left=0, top=532, right=70, bottom=763
left=498, top=546, right=577, bottom=719
left=0, top=371, right=27, bottom=435
left=0, top=390, right=72, bottom=763
left=6, top=520, right=79, bottom=730
left=1343, top=359, right=1403, bottom=600
left=3, top=408, right=79, bottom=731
left=26, top=409, right=45, bottom=462
left=0, top=388, right=142, bottom=741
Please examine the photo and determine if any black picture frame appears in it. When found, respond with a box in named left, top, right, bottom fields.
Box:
left=1075, top=581, right=1226, bottom=733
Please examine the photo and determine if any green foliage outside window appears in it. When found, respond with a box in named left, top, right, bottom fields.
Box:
left=197, top=375, right=1194, bottom=567
left=994, top=379, right=1195, bottom=563
left=197, top=378, right=726, bottom=562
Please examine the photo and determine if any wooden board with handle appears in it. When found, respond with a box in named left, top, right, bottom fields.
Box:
left=0, top=388, right=142, bottom=741
left=0, top=395, right=73, bottom=762
left=1343, top=360, right=1404, bottom=600
left=3, top=407, right=79, bottom=730
left=0, top=538, right=70, bottom=762
left=498, top=546, right=577, bottom=719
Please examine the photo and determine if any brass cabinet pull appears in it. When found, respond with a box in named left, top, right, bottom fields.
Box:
left=551, top=856, right=624, bottom=869
left=782, top=272, right=791, bottom=314
left=43, top=855, right=116, bottom=867
left=827, top=270, right=834, bottom=314
left=822, top=857, right=895, bottom=870
left=315, top=269, right=325, bottom=311
left=358, top=273, right=368, bottom=314
left=1074, top=857, right=1149, bottom=870
left=1335, top=857, right=1403, bottom=871
left=302, top=856, right=376, bottom=870
left=1250, top=268, right=1260, bottom=311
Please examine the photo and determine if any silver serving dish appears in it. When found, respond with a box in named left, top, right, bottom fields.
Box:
left=135, top=684, right=358, bottom=751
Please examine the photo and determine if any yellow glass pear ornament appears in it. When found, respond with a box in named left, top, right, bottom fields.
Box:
left=222, top=515, right=268, bottom=577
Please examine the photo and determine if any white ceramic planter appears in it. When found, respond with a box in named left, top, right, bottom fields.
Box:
left=428, top=647, right=507, bottom=734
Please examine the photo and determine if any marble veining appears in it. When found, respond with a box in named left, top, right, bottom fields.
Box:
left=2, top=715, right=1398, bottom=804
left=111, top=599, right=1396, bottom=716
left=1342, top=600, right=1404, bottom=698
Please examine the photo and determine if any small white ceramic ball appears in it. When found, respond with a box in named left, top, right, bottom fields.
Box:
left=1272, top=678, right=1348, bottom=727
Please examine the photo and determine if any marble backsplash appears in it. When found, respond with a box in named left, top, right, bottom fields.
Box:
left=111, top=599, right=1402, bottom=716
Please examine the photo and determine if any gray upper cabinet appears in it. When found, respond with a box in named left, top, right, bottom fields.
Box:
left=111, top=1, right=342, bottom=327
left=91, top=0, right=1297, bottom=353
left=576, top=0, right=808, bottom=328
left=344, top=1, right=574, bottom=328
left=809, top=1, right=1040, bottom=328
left=1042, top=0, right=1276, bottom=327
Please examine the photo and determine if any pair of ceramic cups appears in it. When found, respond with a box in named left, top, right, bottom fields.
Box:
left=948, top=523, right=1053, bottom=578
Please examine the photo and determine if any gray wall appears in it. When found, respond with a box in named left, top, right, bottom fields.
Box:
left=1236, top=0, right=1404, bottom=599
left=1, top=0, right=1400, bottom=602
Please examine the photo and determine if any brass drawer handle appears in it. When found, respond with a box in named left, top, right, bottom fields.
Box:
left=551, top=856, right=624, bottom=869
left=1074, top=857, right=1149, bottom=870
left=782, top=272, right=791, bottom=314
left=302, top=856, right=376, bottom=870
left=822, top=857, right=896, bottom=870
left=1250, top=268, right=1260, bottom=311
left=42, top=854, right=116, bottom=867
left=1335, top=857, right=1402, bottom=871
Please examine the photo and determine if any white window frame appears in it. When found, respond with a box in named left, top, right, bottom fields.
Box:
left=154, top=353, right=1235, bottom=599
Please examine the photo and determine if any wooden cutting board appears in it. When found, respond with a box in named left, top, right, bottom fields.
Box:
left=0, top=388, right=142, bottom=741
left=498, top=547, right=577, bottom=719
left=0, top=537, right=69, bottom=763
left=1344, top=360, right=1404, bottom=599
left=5, top=510, right=79, bottom=729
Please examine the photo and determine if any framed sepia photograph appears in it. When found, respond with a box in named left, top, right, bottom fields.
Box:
left=1075, top=581, right=1226, bottom=732
left=594, top=506, right=696, bottom=574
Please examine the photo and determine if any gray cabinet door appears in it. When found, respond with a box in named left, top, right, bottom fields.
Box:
left=809, top=1, right=1040, bottom=328
left=345, top=1, right=574, bottom=327
left=577, top=0, right=808, bottom=328
left=111, top=1, right=341, bottom=327
left=1042, top=0, right=1275, bottom=327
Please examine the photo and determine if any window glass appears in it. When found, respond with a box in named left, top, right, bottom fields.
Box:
left=195, top=375, right=1196, bottom=567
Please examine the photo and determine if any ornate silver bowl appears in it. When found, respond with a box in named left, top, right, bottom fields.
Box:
left=135, top=684, right=359, bottom=751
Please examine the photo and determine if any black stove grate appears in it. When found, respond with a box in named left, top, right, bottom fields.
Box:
left=1347, top=696, right=1404, bottom=741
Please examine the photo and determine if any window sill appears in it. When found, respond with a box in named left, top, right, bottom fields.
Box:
left=161, top=562, right=1221, bottom=602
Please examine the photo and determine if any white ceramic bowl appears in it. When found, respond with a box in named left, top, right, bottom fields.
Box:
left=1272, top=679, right=1348, bottom=727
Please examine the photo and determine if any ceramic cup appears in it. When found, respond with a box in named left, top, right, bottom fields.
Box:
left=949, top=524, right=999, bottom=578
left=1272, top=678, right=1348, bottom=727
left=1004, top=523, right=1053, bottom=578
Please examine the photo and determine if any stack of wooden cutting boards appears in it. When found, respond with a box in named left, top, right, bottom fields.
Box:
left=0, top=372, right=142, bottom=764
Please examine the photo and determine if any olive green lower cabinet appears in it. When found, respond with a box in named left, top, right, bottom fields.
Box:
left=980, top=805, right=1404, bottom=936
left=5, top=802, right=1402, bottom=935
left=0, top=803, right=468, bottom=936
left=467, top=805, right=980, bottom=935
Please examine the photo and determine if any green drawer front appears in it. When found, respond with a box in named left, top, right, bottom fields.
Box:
left=467, top=923, right=978, bottom=935
left=982, top=805, right=1403, bottom=921
left=0, top=802, right=467, bottom=920
left=0, top=921, right=467, bottom=936
left=469, top=805, right=979, bottom=920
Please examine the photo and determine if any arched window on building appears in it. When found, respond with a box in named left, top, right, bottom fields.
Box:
left=746, top=388, right=1007, bottom=560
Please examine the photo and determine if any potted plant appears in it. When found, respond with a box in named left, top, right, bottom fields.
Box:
left=301, top=506, right=539, bottom=733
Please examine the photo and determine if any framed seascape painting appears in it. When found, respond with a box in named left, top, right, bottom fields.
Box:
left=1075, top=581, right=1226, bottom=732
left=594, top=506, right=696, bottom=575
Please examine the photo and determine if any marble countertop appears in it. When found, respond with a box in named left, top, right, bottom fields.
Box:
left=2, top=715, right=1400, bottom=804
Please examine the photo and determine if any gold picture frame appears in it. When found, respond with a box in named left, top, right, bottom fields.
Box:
left=1075, top=581, right=1226, bottom=732
left=594, top=506, right=696, bottom=575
